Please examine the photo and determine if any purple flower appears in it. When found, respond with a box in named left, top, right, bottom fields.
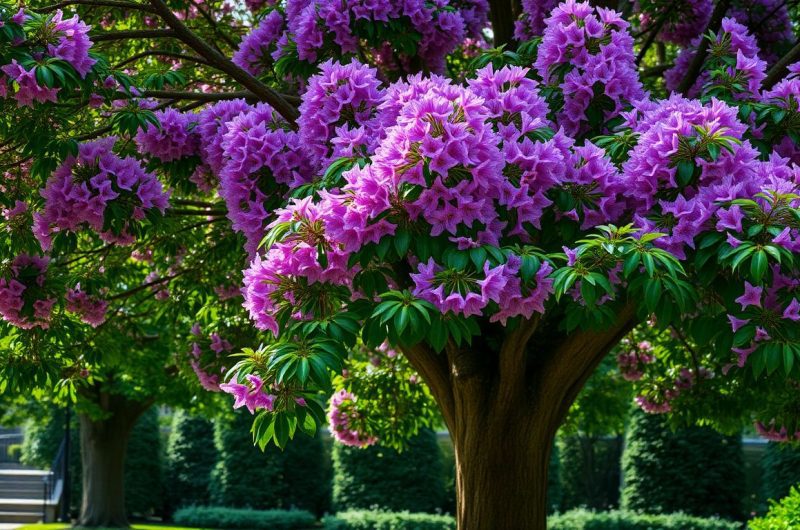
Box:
left=328, top=389, right=377, bottom=447
left=46, top=10, right=96, bottom=78
left=735, top=281, right=763, bottom=310
left=136, top=109, right=200, bottom=162
left=65, top=285, right=108, bottom=327
left=0, top=254, right=55, bottom=329
left=232, top=11, right=285, bottom=76
left=783, top=298, right=800, bottom=321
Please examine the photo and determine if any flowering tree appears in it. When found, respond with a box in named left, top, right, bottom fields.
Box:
left=4, top=0, right=800, bottom=527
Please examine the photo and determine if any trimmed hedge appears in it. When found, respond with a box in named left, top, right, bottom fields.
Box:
left=165, top=410, right=218, bottom=512
left=558, top=435, right=622, bottom=510
left=125, top=407, right=164, bottom=515
left=173, top=506, right=316, bottom=529
left=332, top=429, right=444, bottom=513
left=749, top=485, right=800, bottom=530
left=762, top=442, right=800, bottom=504
left=324, top=510, right=456, bottom=530
left=210, top=409, right=330, bottom=513
left=549, top=509, right=742, bottom=530
left=621, top=409, right=745, bottom=520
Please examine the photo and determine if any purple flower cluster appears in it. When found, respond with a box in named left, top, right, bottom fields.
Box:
left=136, top=109, right=201, bottom=162
left=637, top=0, right=712, bottom=46
left=622, top=97, right=761, bottom=258
left=729, top=0, right=794, bottom=64
left=65, top=284, right=108, bottom=327
left=298, top=60, right=386, bottom=165
left=33, top=137, right=170, bottom=249
left=514, top=0, right=559, bottom=40
left=286, top=0, right=482, bottom=73
left=220, top=373, right=276, bottom=413
left=1, top=61, right=59, bottom=107
left=46, top=10, right=96, bottom=77
left=188, top=323, right=233, bottom=392
left=616, top=339, right=655, bottom=381
left=0, top=254, right=55, bottom=330
left=232, top=11, right=285, bottom=76
left=219, top=104, right=316, bottom=256
left=197, top=98, right=252, bottom=176
left=534, top=0, right=644, bottom=135
left=665, top=17, right=765, bottom=97
left=329, top=389, right=377, bottom=447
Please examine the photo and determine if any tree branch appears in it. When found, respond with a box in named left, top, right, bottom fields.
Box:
left=93, top=29, right=176, bottom=42
left=677, top=0, right=732, bottom=95
left=34, top=0, right=156, bottom=13
left=146, top=0, right=299, bottom=124
left=113, top=50, right=211, bottom=69
left=400, top=342, right=455, bottom=431
left=496, top=315, right=541, bottom=408
left=535, top=302, right=638, bottom=427
left=635, top=2, right=677, bottom=65
left=763, top=40, right=800, bottom=89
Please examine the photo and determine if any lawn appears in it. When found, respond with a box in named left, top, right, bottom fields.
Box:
left=16, top=523, right=198, bottom=530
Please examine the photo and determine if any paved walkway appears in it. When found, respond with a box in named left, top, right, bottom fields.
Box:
left=0, top=524, right=20, bottom=529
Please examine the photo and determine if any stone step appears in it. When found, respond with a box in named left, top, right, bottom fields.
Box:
left=0, top=510, right=41, bottom=524
left=0, top=500, right=52, bottom=513
left=0, top=488, right=43, bottom=499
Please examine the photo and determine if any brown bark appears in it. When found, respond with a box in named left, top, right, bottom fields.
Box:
left=77, top=393, right=151, bottom=528
left=403, top=303, right=637, bottom=529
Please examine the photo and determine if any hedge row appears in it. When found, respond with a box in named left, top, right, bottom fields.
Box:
left=324, top=511, right=456, bottom=530
left=549, top=509, right=742, bottom=530
left=322, top=510, right=741, bottom=530
left=173, top=506, right=316, bottom=529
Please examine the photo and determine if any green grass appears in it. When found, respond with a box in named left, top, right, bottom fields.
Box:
left=17, top=523, right=197, bottom=530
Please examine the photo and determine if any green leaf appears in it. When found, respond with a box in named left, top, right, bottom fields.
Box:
left=676, top=160, right=695, bottom=186
left=750, top=249, right=767, bottom=282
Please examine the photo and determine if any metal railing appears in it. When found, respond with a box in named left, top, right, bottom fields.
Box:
left=0, top=432, right=23, bottom=463
left=42, top=437, right=66, bottom=523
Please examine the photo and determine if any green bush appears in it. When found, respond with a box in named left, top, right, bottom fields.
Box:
left=332, top=429, right=444, bottom=513
left=210, top=409, right=330, bottom=512
left=125, top=407, right=164, bottom=516
left=620, top=409, right=745, bottom=520
left=762, top=442, right=800, bottom=504
left=165, top=410, right=217, bottom=512
left=749, top=485, right=800, bottom=530
left=549, top=509, right=741, bottom=530
left=558, top=435, right=623, bottom=510
left=324, top=510, right=456, bottom=530
left=173, top=506, right=316, bottom=529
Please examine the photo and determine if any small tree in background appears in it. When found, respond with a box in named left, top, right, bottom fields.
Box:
left=332, top=429, right=444, bottom=513
left=621, top=408, right=746, bottom=520
left=124, top=408, right=164, bottom=516
left=165, top=410, right=218, bottom=512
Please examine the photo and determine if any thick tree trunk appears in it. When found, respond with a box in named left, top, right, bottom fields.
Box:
left=452, top=408, right=554, bottom=530
left=77, top=394, right=150, bottom=528
left=402, top=305, right=637, bottom=530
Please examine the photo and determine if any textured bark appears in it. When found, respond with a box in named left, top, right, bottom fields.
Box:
left=77, top=394, right=150, bottom=528
left=488, top=0, right=516, bottom=48
left=403, top=303, right=637, bottom=529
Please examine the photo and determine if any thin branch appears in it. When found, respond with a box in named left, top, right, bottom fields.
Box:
left=641, top=63, right=673, bottom=78
left=107, top=270, right=184, bottom=301
left=113, top=50, right=211, bottom=69
left=677, top=0, right=732, bottom=95
left=35, top=0, right=156, bottom=13
left=136, top=89, right=300, bottom=105
left=635, top=2, right=677, bottom=65
left=93, top=28, right=176, bottom=42
left=763, top=40, right=800, bottom=89
left=167, top=208, right=227, bottom=216
left=173, top=199, right=220, bottom=208
left=189, top=0, right=238, bottom=49
left=147, top=0, right=299, bottom=123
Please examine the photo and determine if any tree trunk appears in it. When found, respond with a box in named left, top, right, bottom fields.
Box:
left=77, top=394, right=150, bottom=528
left=452, top=408, right=554, bottom=530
